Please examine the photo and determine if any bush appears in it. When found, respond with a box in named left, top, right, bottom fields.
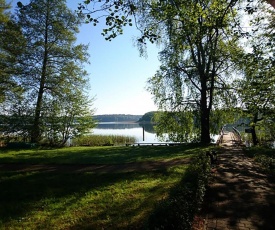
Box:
left=255, top=155, right=275, bottom=177
left=146, top=152, right=210, bottom=230
left=6, top=142, right=36, bottom=149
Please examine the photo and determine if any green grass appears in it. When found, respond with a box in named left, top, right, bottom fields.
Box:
left=244, top=146, right=275, bottom=178
left=243, top=146, right=275, bottom=158
left=0, top=144, right=213, bottom=229
left=0, top=167, right=188, bottom=229
left=0, top=144, right=205, bottom=165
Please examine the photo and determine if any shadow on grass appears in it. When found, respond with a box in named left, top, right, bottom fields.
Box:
left=202, top=149, right=275, bottom=230
left=0, top=143, right=211, bottom=165
left=0, top=144, right=213, bottom=229
left=0, top=166, right=186, bottom=229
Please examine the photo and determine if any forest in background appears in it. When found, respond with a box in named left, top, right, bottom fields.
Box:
left=92, top=114, right=142, bottom=122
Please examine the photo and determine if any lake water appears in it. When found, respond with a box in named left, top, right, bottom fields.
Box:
left=91, top=122, right=220, bottom=144
left=91, top=122, right=161, bottom=143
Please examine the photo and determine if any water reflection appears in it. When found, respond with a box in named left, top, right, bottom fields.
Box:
left=92, top=122, right=220, bottom=144
left=96, top=122, right=155, bottom=134
left=92, top=122, right=158, bottom=143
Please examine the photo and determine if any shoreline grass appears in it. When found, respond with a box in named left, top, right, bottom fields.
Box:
left=72, top=134, right=137, bottom=147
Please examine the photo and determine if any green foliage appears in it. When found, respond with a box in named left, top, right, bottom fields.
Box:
left=0, top=111, right=33, bottom=142
left=72, top=134, right=136, bottom=146
left=77, top=0, right=136, bottom=41
left=79, top=0, right=275, bottom=146
left=244, top=146, right=275, bottom=178
left=0, top=0, right=95, bottom=146
left=233, top=3, right=275, bottom=145
left=138, top=111, right=157, bottom=123
left=0, top=0, right=25, bottom=103
left=153, top=111, right=200, bottom=143
left=210, top=108, right=239, bottom=134
left=42, top=92, right=96, bottom=147
left=144, top=0, right=243, bottom=143
left=146, top=152, right=211, bottom=229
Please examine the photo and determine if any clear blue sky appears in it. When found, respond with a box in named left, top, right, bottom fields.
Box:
left=12, top=0, right=161, bottom=115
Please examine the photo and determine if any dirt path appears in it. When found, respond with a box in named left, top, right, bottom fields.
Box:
left=193, top=132, right=275, bottom=230
left=0, top=158, right=191, bottom=173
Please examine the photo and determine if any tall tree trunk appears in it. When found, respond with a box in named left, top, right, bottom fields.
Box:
left=251, top=125, right=258, bottom=146
left=200, top=106, right=211, bottom=144
left=31, top=71, right=46, bottom=142
left=200, top=79, right=211, bottom=144
left=251, top=113, right=259, bottom=146
left=31, top=3, right=49, bottom=143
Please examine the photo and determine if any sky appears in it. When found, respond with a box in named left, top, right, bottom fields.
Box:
left=11, top=0, right=161, bottom=115
left=79, top=22, right=161, bottom=115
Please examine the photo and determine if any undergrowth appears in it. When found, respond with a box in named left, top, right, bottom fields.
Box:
left=244, top=146, right=275, bottom=178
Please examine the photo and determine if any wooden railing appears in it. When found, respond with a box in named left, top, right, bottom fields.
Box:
left=232, top=127, right=243, bottom=145
left=216, top=127, right=225, bottom=145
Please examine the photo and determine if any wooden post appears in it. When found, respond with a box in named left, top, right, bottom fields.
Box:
left=143, top=126, right=145, bottom=141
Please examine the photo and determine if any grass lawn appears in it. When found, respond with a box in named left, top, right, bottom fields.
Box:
left=0, top=144, right=205, bottom=165
left=0, top=144, right=212, bottom=229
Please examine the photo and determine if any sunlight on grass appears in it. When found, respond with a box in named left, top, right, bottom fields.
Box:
left=0, top=144, right=214, bottom=229
left=0, top=165, right=188, bottom=229
left=0, top=144, right=210, bottom=164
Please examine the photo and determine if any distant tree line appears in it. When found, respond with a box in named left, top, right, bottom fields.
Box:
left=93, top=114, right=142, bottom=122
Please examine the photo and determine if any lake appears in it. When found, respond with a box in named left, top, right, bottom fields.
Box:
left=91, top=122, right=220, bottom=144
left=91, top=122, right=161, bottom=143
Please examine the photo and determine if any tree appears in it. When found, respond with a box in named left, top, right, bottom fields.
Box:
left=79, top=0, right=245, bottom=144
left=138, top=111, right=156, bottom=123
left=236, top=53, right=275, bottom=145
left=13, top=0, right=95, bottom=144
left=267, top=0, right=275, bottom=8
left=43, top=90, right=95, bottom=147
left=0, top=0, right=25, bottom=103
left=145, top=0, right=244, bottom=143
left=235, top=2, right=275, bottom=145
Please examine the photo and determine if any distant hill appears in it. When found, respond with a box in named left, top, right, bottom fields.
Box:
left=93, top=114, right=142, bottom=122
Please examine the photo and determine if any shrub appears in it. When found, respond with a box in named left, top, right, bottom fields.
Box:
left=146, top=152, right=210, bottom=230
left=255, top=155, right=275, bottom=177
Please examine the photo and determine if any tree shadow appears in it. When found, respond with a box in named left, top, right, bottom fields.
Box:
left=0, top=144, right=205, bottom=165
left=202, top=146, right=275, bottom=230
left=0, top=166, right=184, bottom=229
